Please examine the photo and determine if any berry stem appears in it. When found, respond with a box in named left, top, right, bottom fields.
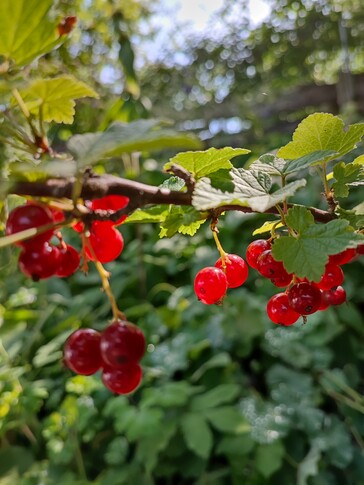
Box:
left=210, top=220, right=228, bottom=269
left=83, top=234, right=126, bottom=321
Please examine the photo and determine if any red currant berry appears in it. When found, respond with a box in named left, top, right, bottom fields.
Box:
left=245, top=239, right=271, bottom=269
left=85, top=222, right=124, bottom=263
left=102, top=363, right=142, bottom=394
left=18, top=243, right=60, bottom=281
left=287, top=282, right=322, bottom=315
left=64, top=328, right=102, bottom=375
left=356, top=244, right=364, bottom=255
left=271, top=272, right=293, bottom=288
left=6, top=203, right=54, bottom=247
left=321, top=286, right=346, bottom=306
left=194, top=267, right=228, bottom=304
left=256, top=250, right=288, bottom=279
left=266, top=293, right=300, bottom=326
left=91, top=195, right=129, bottom=226
left=316, top=263, right=344, bottom=291
left=215, top=254, right=249, bottom=288
left=56, top=244, right=80, bottom=277
left=329, top=248, right=356, bottom=265
left=49, top=207, right=65, bottom=223
left=100, top=320, right=146, bottom=367
left=318, top=292, right=330, bottom=311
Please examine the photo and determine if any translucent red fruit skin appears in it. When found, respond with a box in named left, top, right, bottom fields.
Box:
left=287, top=282, right=322, bottom=315
left=102, top=363, right=142, bottom=395
left=316, top=263, right=344, bottom=291
left=56, top=244, right=80, bottom=277
left=18, top=243, right=60, bottom=281
left=64, top=329, right=102, bottom=375
left=100, top=320, right=146, bottom=367
left=321, top=286, right=346, bottom=306
left=215, top=254, right=249, bottom=288
left=329, top=248, right=356, bottom=265
left=245, top=239, right=271, bottom=269
left=271, top=272, right=293, bottom=288
left=91, top=195, right=129, bottom=226
left=85, top=221, right=124, bottom=263
left=6, top=203, right=54, bottom=247
left=194, top=267, right=228, bottom=304
left=256, top=250, right=289, bottom=279
left=266, top=293, right=300, bottom=326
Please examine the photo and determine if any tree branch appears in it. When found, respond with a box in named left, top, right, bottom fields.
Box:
left=10, top=174, right=336, bottom=223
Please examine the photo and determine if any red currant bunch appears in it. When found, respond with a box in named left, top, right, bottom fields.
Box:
left=64, top=319, right=146, bottom=395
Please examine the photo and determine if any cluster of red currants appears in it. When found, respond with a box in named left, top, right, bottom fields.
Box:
left=194, top=253, right=249, bottom=304
left=64, top=320, right=146, bottom=394
left=5, top=195, right=129, bottom=280
left=245, top=239, right=364, bottom=326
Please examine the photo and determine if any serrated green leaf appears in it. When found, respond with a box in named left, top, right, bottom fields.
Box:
left=272, top=208, right=364, bottom=281
left=192, top=168, right=306, bottom=212
left=353, top=154, right=364, bottom=165
left=68, top=120, right=202, bottom=166
left=159, top=206, right=206, bottom=238
left=165, top=147, right=250, bottom=179
left=332, top=161, right=363, bottom=198
left=190, top=384, right=241, bottom=411
left=253, top=221, right=283, bottom=235
left=18, top=76, right=98, bottom=124
left=283, top=150, right=337, bottom=173
left=278, top=113, right=364, bottom=162
left=255, top=441, right=285, bottom=479
left=180, top=413, right=213, bottom=459
left=250, top=150, right=335, bottom=176
left=0, top=0, right=64, bottom=68
left=124, top=205, right=169, bottom=224
left=335, top=207, right=364, bottom=229
left=204, top=407, right=251, bottom=433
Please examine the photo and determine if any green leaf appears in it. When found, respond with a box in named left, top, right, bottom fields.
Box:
left=165, top=147, right=250, bottom=179
left=335, top=207, right=364, bottom=229
left=272, top=207, right=364, bottom=281
left=278, top=113, right=364, bottom=161
left=250, top=150, right=336, bottom=176
left=68, top=119, right=202, bottom=166
left=159, top=206, right=207, bottom=238
left=9, top=159, right=77, bottom=180
left=255, top=441, right=285, bottom=479
left=216, top=434, right=255, bottom=456
left=160, top=176, right=185, bottom=191
left=253, top=220, right=283, bottom=235
left=18, top=76, right=98, bottom=124
left=0, top=0, right=63, bottom=68
left=190, top=384, right=241, bottom=411
left=332, top=161, right=363, bottom=198
left=142, top=382, right=202, bottom=408
left=124, top=205, right=169, bottom=224
left=180, top=413, right=213, bottom=459
left=192, top=168, right=306, bottom=212
left=204, top=406, right=251, bottom=433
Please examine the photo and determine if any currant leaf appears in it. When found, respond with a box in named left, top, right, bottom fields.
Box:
left=192, top=168, right=306, bottom=212
left=332, top=161, right=364, bottom=198
left=159, top=206, right=207, bottom=238
left=164, top=147, right=250, bottom=179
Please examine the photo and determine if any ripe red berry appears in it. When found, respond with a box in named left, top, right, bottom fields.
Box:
left=321, top=286, right=346, bottom=306
left=64, top=328, right=102, bottom=375
left=6, top=203, right=54, bottom=247
left=256, top=250, right=289, bottom=279
left=91, top=195, right=129, bottom=226
left=102, top=363, right=142, bottom=394
left=266, top=293, right=300, bottom=326
left=215, top=254, right=249, bottom=288
left=100, top=320, right=146, bottom=367
left=287, top=282, right=322, bottom=315
left=246, top=239, right=271, bottom=269
left=56, top=244, right=80, bottom=277
left=316, top=263, right=344, bottom=290
left=194, top=267, right=228, bottom=304
left=271, top=272, right=293, bottom=288
left=356, top=244, right=364, bottom=255
left=329, top=248, right=356, bottom=265
left=49, top=207, right=65, bottom=223
left=18, top=243, right=60, bottom=281
left=85, top=221, right=124, bottom=263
